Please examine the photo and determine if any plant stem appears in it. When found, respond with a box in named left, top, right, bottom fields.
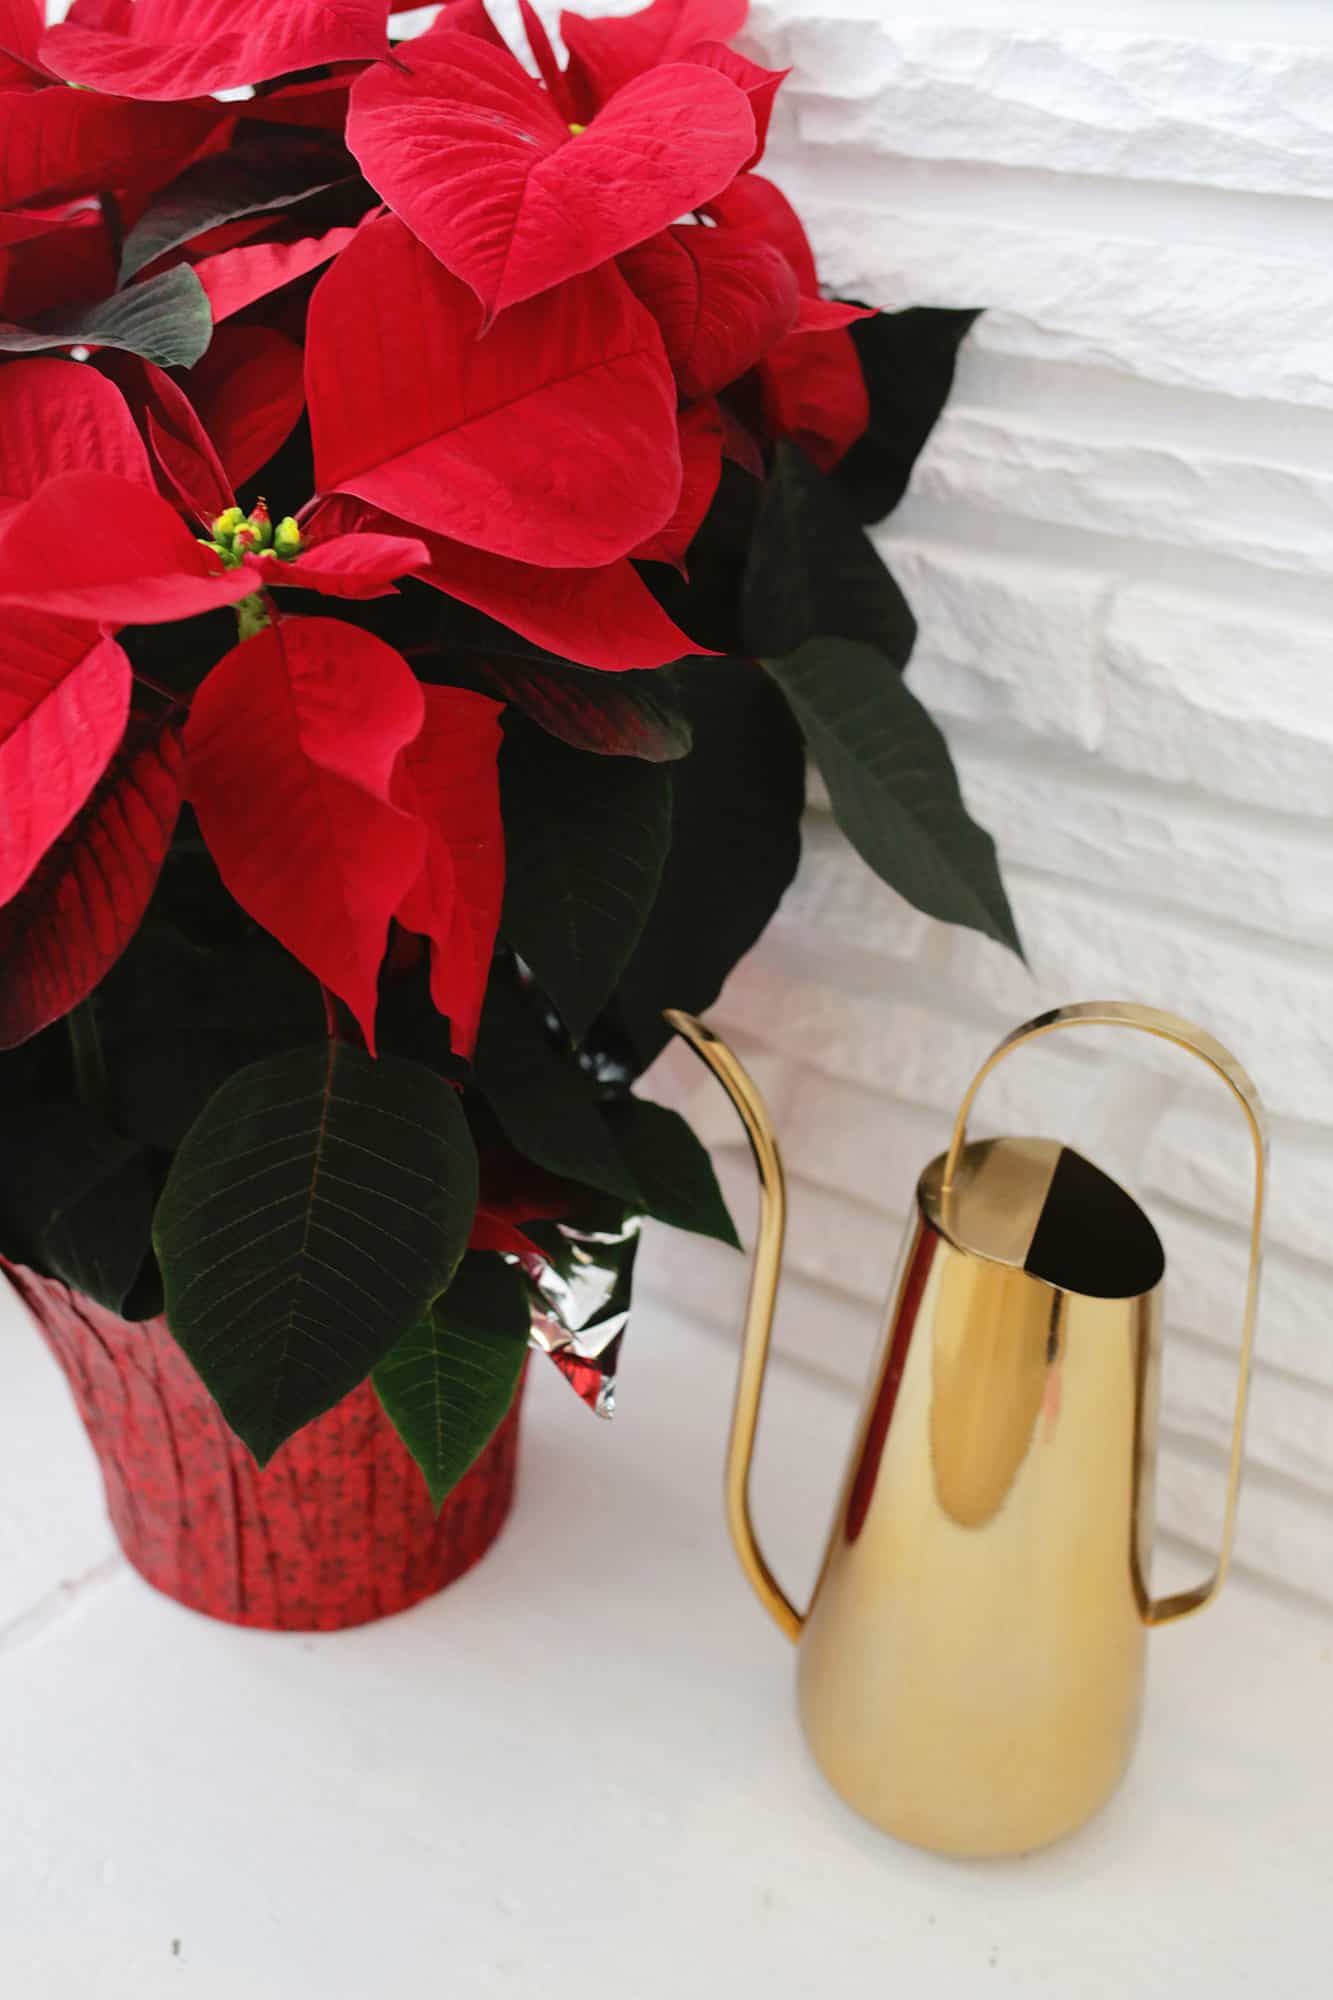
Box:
left=67, top=998, right=111, bottom=1120
left=132, top=670, right=183, bottom=704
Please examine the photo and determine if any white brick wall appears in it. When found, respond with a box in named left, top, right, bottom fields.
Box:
left=631, top=0, right=1333, bottom=1610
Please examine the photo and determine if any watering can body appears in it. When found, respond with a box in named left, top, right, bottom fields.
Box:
left=668, top=1003, right=1266, bottom=1859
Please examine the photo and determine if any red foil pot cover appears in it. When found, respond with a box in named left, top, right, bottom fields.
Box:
left=4, top=1260, right=524, bottom=1632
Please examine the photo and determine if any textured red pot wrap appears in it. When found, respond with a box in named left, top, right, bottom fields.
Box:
left=5, top=1262, right=523, bottom=1631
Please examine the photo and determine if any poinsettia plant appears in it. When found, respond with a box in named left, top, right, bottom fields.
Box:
left=0, top=0, right=1017, bottom=1497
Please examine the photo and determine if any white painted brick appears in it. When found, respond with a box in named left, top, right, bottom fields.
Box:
left=1145, top=1106, right=1333, bottom=1270
left=887, top=539, right=1333, bottom=817
left=907, top=412, right=1333, bottom=583
left=1157, top=1446, right=1333, bottom=1601
left=1099, top=593, right=1333, bottom=817
left=709, top=955, right=1098, bottom=1127
left=888, top=541, right=1111, bottom=754
left=712, top=1153, right=904, bottom=1318
left=926, top=880, right=1333, bottom=1127
left=1161, top=1333, right=1333, bottom=1505
left=775, top=1069, right=942, bottom=1214
left=951, top=752, right=1333, bottom=950
left=1152, top=1205, right=1333, bottom=1394
left=754, top=864, right=1328, bottom=1126
left=769, top=185, right=1333, bottom=412
left=750, top=11, right=1333, bottom=201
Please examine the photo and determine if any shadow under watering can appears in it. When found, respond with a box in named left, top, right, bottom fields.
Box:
left=666, top=1002, right=1266, bottom=1858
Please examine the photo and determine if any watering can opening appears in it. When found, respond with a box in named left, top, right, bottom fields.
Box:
left=920, top=1136, right=1166, bottom=1302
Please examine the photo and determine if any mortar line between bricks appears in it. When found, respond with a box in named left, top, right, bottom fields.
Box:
left=0, top=1554, right=125, bottom=1664
left=705, top=1000, right=1333, bottom=1174
left=776, top=141, right=1333, bottom=261
left=717, top=952, right=1333, bottom=1203
left=948, top=353, right=1333, bottom=474
left=907, top=729, right=1333, bottom=853
left=1167, top=1319, right=1333, bottom=1409
left=799, top=791, right=1333, bottom=958
left=755, top=0, right=1333, bottom=53
left=1002, top=857, right=1333, bottom=974
left=879, top=507, right=1333, bottom=627
left=1150, top=1191, right=1333, bottom=1286
left=908, top=698, right=1333, bottom=834
left=759, top=926, right=1034, bottom=1036
left=715, top=952, right=1128, bottom=1076
left=758, top=922, right=1327, bottom=1130
left=1158, top=1419, right=1333, bottom=1518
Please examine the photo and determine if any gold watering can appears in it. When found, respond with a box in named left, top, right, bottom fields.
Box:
left=667, top=1002, right=1266, bottom=1858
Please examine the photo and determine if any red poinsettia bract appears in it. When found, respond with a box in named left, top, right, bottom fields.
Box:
left=41, top=0, right=390, bottom=103
left=0, top=0, right=878, bottom=1066
left=346, top=27, right=757, bottom=321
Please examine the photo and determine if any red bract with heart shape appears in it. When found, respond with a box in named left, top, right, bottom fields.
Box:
left=305, top=212, right=683, bottom=567
left=0, top=0, right=1001, bottom=1610
left=347, top=28, right=755, bottom=320
left=561, top=0, right=748, bottom=112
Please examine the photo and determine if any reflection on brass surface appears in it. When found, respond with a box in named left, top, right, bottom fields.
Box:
left=668, top=1001, right=1267, bottom=1859
left=927, top=1251, right=1054, bottom=1528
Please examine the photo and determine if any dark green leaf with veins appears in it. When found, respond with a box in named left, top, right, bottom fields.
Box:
left=602, top=1096, right=739, bottom=1248
left=761, top=637, right=1021, bottom=956
left=500, top=719, right=673, bottom=1042
left=0, top=1097, right=154, bottom=1313
left=374, top=1252, right=530, bottom=1509
left=153, top=1041, right=479, bottom=1464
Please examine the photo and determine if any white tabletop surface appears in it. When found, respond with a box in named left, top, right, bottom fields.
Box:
left=2, top=1268, right=1331, bottom=1998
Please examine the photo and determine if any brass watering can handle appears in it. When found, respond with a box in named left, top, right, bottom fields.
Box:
left=665, top=1010, right=804, bottom=1641
left=941, top=1000, right=1268, bottom=1625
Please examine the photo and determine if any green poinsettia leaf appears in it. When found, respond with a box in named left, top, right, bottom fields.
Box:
left=0, top=1094, right=154, bottom=1312
left=99, top=919, right=323, bottom=1153
left=474, top=967, right=640, bottom=1204
left=373, top=1252, right=530, bottom=1509
left=42, top=1148, right=155, bottom=1314
left=0, top=267, right=214, bottom=370
left=500, top=719, right=673, bottom=1042
left=153, top=1041, right=479, bottom=1464
left=606, top=657, right=805, bottom=1069
left=601, top=1097, right=739, bottom=1249
left=743, top=441, right=916, bottom=668
left=120, top=135, right=350, bottom=281
left=761, top=637, right=1021, bottom=957
left=836, top=306, right=980, bottom=525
